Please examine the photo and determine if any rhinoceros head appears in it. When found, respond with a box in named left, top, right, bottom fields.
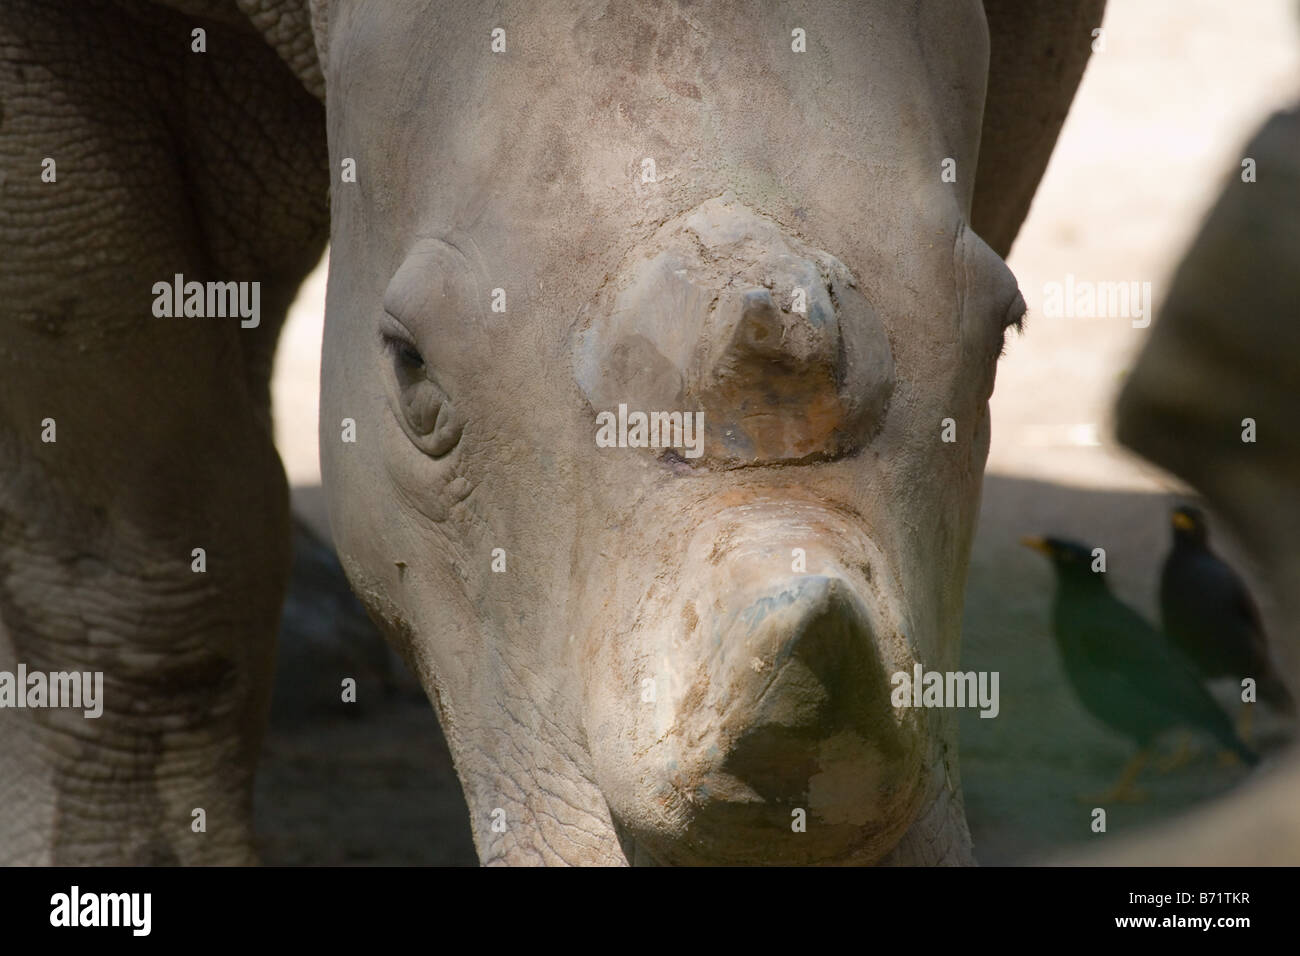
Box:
left=320, top=0, right=1022, bottom=864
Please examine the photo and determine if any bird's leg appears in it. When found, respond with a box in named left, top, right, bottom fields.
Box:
left=1081, top=749, right=1150, bottom=804
left=1155, top=733, right=1199, bottom=773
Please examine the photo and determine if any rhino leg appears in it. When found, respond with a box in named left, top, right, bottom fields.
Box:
left=0, top=0, right=326, bottom=862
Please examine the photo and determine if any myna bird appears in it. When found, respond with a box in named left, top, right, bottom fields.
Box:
left=1022, top=535, right=1257, bottom=802
left=1161, top=505, right=1293, bottom=738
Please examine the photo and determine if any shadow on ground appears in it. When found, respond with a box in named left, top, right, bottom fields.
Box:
left=254, top=509, right=476, bottom=865
left=254, top=476, right=1292, bottom=865
left=961, top=473, right=1290, bottom=864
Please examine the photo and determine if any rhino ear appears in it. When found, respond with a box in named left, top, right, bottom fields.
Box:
left=974, top=0, right=1107, bottom=258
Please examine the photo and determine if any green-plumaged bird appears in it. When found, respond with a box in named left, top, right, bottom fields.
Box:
left=1161, top=505, right=1293, bottom=715
left=1022, top=535, right=1257, bottom=798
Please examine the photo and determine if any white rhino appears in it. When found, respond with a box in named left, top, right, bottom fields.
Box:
left=0, top=0, right=1103, bottom=864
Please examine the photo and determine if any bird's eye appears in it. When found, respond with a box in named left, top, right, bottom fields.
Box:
left=381, top=330, right=464, bottom=457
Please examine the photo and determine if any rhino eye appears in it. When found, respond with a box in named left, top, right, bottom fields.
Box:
left=392, top=339, right=425, bottom=375
left=381, top=331, right=464, bottom=457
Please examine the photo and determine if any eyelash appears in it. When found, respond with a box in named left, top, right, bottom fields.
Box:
left=999, top=299, right=1028, bottom=357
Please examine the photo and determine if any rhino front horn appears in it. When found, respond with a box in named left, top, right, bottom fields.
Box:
left=575, top=193, right=896, bottom=464
left=581, top=501, right=928, bottom=866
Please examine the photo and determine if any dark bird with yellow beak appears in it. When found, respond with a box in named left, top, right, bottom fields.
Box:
left=1022, top=535, right=1257, bottom=802
left=1161, top=505, right=1293, bottom=738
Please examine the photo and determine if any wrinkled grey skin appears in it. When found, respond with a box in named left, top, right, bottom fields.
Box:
left=0, top=0, right=1101, bottom=865
left=0, top=0, right=327, bottom=864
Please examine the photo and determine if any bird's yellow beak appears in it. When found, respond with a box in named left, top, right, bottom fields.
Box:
left=1020, top=536, right=1051, bottom=555
left=1172, top=511, right=1196, bottom=532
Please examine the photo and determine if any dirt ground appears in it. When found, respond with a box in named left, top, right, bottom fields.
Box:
left=257, top=0, right=1300, bottom=865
